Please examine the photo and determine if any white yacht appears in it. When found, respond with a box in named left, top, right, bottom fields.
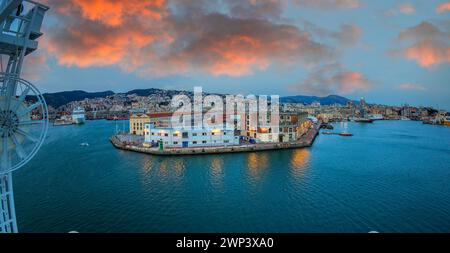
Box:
left=72, top=107, right=86, bottom=124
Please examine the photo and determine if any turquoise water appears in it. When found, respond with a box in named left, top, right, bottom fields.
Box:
left=13, top=120, right=450, bottom=232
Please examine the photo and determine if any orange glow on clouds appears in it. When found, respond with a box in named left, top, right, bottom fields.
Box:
left=405, top=40, right=450, bottom=67
left=436, top=2, right=450, bottom=13
left=74, top=0, right=166, bottom=26
left=40, top=0, right=333, bottom=77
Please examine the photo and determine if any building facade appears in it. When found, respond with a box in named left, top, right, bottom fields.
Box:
left=144, top=124, right=239, bottom=148
left=243, top=111, right=310, bottom=143
left=129, top=113, right=150, bottom=135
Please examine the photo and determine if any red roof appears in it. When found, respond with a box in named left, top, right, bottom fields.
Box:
left=147, top=112, right=173, bottom=118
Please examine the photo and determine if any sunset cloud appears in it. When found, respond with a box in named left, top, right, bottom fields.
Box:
left=290, top=63, right=376, bottom=95
left=294, top=0, right=360, bottom=10
left=333, top=24, right=363, bottom=47
left=384, top=3, right=416, bottom=16
left=42, top=0, right=334, bottom=77
left=399, top=4, right=416, bottom=14
left=436, top=2, right=450, bottom=14
left=392, top=22, right=450, bottom=68
left=398, top=83, right=426, bottom=91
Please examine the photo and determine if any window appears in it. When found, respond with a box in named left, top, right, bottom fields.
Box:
left=224, top=140, right=229, bottom=143
left=223, top=132, right=227, bottom=135
left=173, top=133, right=178, bottom=137
left=193, top=141, right=197, bottom=144
left=164, top=133, right=169, bottom=137
left=202, top=132, right=207, bottom=136
left=182, top=132, right=189, bottom=138
left=202, top=140, right=207, bottom=144
left=192, top=133, right=197, bottom=136
left=173, top=141, right=178, bottom=145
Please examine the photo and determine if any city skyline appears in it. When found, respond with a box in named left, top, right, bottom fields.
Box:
left=16, top=0, right=450, bottom=109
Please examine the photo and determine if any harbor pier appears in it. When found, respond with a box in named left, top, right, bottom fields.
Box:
left=110, top=124, right=320, bottom=156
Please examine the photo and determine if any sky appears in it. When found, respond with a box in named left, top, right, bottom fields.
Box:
left=18, top=0, right=450, bottom=109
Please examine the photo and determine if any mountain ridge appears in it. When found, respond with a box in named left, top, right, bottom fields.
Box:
left=39, top=89, right=353, bottom=108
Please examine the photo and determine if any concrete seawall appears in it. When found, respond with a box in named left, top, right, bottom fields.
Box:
left=110, top=125, right=319, bottom=156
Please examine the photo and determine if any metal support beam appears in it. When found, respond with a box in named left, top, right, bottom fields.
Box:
left=0, top=173, right=18, bottom=233
left=0, top=0, right=22, bottom=24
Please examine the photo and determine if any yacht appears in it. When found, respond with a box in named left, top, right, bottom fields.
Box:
left=72, top=107, right=86, bottom=124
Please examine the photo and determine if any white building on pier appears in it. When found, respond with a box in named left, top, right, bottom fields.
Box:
left=144, top=123, right=239, bottom=148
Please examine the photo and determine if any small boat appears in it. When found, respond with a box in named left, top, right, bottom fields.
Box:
left=354, top=118, right=373, bottom=123
left=339, top=132, right=353, bottom=137
left=80, top=142, right=89, bottom=146
left=322, top=132, right=334, bottom=135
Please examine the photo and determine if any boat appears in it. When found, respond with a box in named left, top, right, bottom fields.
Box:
left=354, top=117, right=374, bottom=123
left=72, top=107, right=86, bottom=124
left=80, top=142, right=89, bottom=147
left=53, top=118, right=73, bottom=126
left=322, top=132, right=333, bottom=135
left=53, top=115, right=73, bottom=126
left=339, top=132, right=353, bottom=137
left=400, top=116, right=411, bottom=121
left=369, top=114, right=384, bottom=120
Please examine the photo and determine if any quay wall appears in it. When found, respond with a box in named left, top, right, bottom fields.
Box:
left=111, top=125, right=320, bottom=156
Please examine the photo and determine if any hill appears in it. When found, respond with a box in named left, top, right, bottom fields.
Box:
left=37, top=88, right=353, bottom=108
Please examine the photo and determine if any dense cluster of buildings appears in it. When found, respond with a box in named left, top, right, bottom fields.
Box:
left=47, top=90, right=449, bottom=148
left=129, top=110, right=313, bottom=148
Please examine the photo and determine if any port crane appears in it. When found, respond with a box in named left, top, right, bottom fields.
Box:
left=0, top=0, right=49, bottom=233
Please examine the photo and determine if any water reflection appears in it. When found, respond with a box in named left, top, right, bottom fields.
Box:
left=289, top=149, right=310, bottom=180
left=209, top=157, right=224, bottom=187
left=246, top=152, right=270, bottom=182
left=140, top=156, right=186, bottom=183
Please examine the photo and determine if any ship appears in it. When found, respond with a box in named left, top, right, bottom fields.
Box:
left=72, top=107, right=86, bottom=124
left=350, top=117, right=374, bottom=123
left=369, top=114, right=384, bottom=120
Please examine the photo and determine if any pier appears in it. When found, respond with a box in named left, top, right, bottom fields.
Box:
left=110, top=124, right=320, bottom=156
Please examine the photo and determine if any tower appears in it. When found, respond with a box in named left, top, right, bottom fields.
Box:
left=0, top=0, right=49, bottom=233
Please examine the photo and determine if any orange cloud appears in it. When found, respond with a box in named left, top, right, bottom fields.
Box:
left=42, top=1, right=333, bottom=77
left=436, top=2, right=450, bottom=13
left=294, top=0, right=360, bottom=10
left=404, top=40, right=450, bottom=67
left=399, top=4, right=416, bottom=14
left=393, top=22, right=450, bottom=68
left=335, top=71, right=372, bottom=93
left=290, top=63, right=375, bottom=95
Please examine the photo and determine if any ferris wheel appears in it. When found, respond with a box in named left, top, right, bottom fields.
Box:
left=0, top=0, right=49, bottom=233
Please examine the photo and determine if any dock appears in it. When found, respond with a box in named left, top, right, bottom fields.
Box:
left=110, top=124, right=320, bottom=156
